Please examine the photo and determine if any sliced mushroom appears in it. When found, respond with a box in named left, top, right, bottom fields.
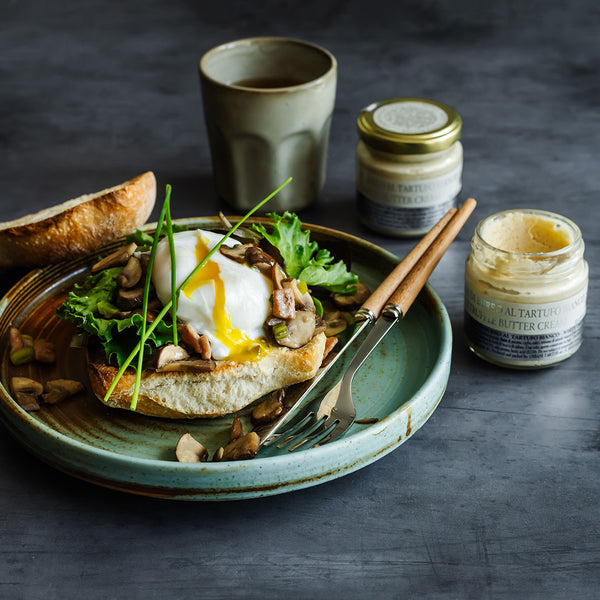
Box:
left=218, top=211, right=233, bottom=230
left=220, top=432, right=260, bottom=461
left=274, top=310, right=316, bottom=349
left=156, top=358, right=216, bottom=373
left=117, top=256, right=143, bottom=289
left=271, top=263, right=287, bottom=290
left=272, top=288, right=296, bottom=320
left=11, top=377, right=44, bottom=411
left=212, top=447, right=225, bottom=462
left=175, top=433, right=208, bottom=463
left=42, top=379, right=84, bottom=404
left=219, top=243, right=252, bottom=263
left=91, top=242, right=137, bottom=273
left=156, top=344, right=190, bottom=369
left=230, top=415, right=244, bottom=442
left=245, top=245, right=275, bottom=271
left=9, top=327, right=24, bottom=353
left=179, top=324, right=212, bottom=359
left=116, top=287, right=145, bottom=310
left=322, top=336, right=339, bottom=362
left=323, top=311, right=348, bottom=337
left=333, top=282, right=370, bottom=309
left=251, top=389, right=285, bottom=425
left=33, top=339, right=56, bottom=364
left=282, top=278, right=315, bottom=312
left=265, top=315, right=285, bottom=327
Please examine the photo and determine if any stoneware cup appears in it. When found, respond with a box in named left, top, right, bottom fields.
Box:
left=199, top=37, right=337, bottom=211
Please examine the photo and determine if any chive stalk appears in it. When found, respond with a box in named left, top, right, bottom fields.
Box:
left=165, top=195, right=178, bottom=347
left=104, top=177, right=293, bottom=409
left=130, top=186, right=171, bottom=410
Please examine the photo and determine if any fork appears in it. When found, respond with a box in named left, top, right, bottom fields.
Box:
left=266, top=198, right=477, bottom=452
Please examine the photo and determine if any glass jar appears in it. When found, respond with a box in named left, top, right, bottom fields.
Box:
left=464, top=209, right=588, bottom=369
left=356, top=97, right=463, bottom=237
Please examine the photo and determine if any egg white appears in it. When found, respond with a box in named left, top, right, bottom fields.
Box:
left=152, top=229, right=273, bottom=361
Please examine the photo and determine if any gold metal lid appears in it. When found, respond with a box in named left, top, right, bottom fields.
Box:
left=357, top=98, right=462, bottom=154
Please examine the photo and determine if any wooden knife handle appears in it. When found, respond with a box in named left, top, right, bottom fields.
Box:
left=386, top=198, right=477, bottom=317
left=361, top=207, right=457, bottom=318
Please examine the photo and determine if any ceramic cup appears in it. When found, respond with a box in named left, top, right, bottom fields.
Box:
left=199, top=37, right=337, bottom=211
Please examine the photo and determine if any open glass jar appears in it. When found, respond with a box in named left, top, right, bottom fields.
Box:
left=464, top=209, right=588, bottom=369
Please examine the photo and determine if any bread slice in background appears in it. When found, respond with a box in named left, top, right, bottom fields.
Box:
left=87, top=332, right=327, bottom=419
left=0, top=172, right=156, bottom=269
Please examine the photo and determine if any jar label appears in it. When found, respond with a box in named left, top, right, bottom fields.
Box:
left=357, top=165, right=462, bottom=232
left=464, top=285, right=587, bottom=363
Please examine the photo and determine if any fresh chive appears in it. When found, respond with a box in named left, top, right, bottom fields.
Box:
left=129, top=185, right=171, bottom=410
left=104, top=177, right=292, bottom=409
left=313, top=296, right=323, bottom=317
left=165, top=195, right=178, bottom=347
left=272, top=323, right=288, bottom=340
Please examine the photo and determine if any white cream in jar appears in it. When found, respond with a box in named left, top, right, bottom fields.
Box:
left=356, top=98, right=463, bottom=237
left=464, top=209, right=588, bottom=368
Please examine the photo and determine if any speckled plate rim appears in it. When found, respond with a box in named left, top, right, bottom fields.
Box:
left=0, top=218, right=452, bottom=500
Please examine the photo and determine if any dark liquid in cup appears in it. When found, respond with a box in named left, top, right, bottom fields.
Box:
left=233, top=76, right=305, bottom=88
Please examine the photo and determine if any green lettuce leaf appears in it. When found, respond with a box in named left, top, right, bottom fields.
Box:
left=251, top=212, right=358, bottom=294
left=56, top=268, right=172, bottom=368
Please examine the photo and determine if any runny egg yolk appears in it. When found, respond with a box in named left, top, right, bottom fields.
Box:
left=182, top=236, right=271, bottom=362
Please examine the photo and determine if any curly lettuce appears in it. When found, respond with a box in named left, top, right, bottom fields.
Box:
left=251, top=212, right=358, bottom=294
left=56, top=267, right=172, bottom=368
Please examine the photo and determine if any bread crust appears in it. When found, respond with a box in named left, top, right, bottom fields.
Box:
left=87, top=332, right=327, bottom=419
left=0, top=172, right=156, bottom=269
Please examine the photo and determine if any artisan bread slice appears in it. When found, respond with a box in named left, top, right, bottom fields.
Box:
left=0, top=172, right=156, bottom=269
left=87, top=332, right=327, bottom=419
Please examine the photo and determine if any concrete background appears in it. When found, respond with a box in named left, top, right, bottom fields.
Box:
left=1, top=1, right=599, bottom=598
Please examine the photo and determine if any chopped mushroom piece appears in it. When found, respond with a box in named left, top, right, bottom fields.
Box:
left=322, top=336, right=339, bottom=362
left=230, top=415, right=244, bottom=442
left=251, top=389, right=285, bottom=425
left=274, top=310, right=316, bottom=349
left=323, top=311, right=348, bottom=337
left=271, top=264, right=287, bottom=290
left=42, top=379, right=84, bottom=404
left=333, top=282, right=370, bottom=309
left=91, top=242, right=137, bottom=273
left=282, top=278, right=315, bottom=312
left=116, top=287, right=145, bottom=310
left=179, top=324, right=212, bottom=359
left=245, top=245, right=275, bottom=271
left=176, top=433, right=209, bottom=463
left=272, top=288, right=296, bottom=320
left=33, top=339, right=56, bottom=364
left=212, top=447, right=225, bottom=462
left=219, top=243, right=253, bottom=263
left=220, top=432, right=260, bottom=461
left=11, top=377, right=44, bottom=411
left=156, top=358, right=216, bottom=373
left=156, top=345, right=190, bottom=369
left=9, top=327, right=24, bottom=353
left=117, top=256, right=143, bottom=289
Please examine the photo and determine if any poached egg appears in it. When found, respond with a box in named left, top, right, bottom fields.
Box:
left=152, top=229, right=273, bottom=361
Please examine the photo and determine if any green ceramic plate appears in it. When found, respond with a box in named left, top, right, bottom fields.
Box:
left=0, top=218, right=452, bottom=500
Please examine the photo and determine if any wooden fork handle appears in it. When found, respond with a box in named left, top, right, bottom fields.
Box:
left=385, top=198, right=477, bottom=318
left=360, top=207, right=457, bottom=319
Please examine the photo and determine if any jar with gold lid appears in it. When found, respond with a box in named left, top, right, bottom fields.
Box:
left=464, top=209, right=588, bottom=369
left=356, top=97, right=463, bottom=237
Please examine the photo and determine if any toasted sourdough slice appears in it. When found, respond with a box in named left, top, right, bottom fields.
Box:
left=87, top=332, right=327, bottom=419
left=0, top=172, right=156, bottom=269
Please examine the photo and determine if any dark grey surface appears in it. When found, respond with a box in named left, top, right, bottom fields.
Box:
left=1, top=1, right=599, bottom=598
